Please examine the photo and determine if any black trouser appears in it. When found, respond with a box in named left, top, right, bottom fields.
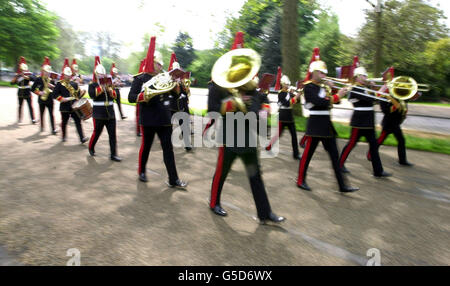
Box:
left=39, top=103, right=55, bottom=131
left=210, top=147, right=272, bottom=220
left=339, top=128, right=384, bottom=175
left=368, top=126, right=407, bottom=164
left=297, top=136, right=348, bottom=189
left=18, top=96, right=35, bottom=121
left=61, top=111, right=85, bottom=141
left=139, top=125, right=179, bottom=184
left=114, top=89, right=125, bottom=118
left=266, top=121, right=299, bottom=157
left=88, top=118, right=117, bottom=156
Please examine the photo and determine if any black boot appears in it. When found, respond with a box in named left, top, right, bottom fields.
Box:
left=260, top=213, right=286, bottom=225
left=89, top=149, right=95, bottom=156
left=211, top=205, right=227, bottom=216
left=297, top=181, right=311, bottom=191
left=340, top=185, right=359, bottom=193
left=399, top=161, right=414, bottom=167
left=110, top=155, right=122, bottom=162
left=374, top=171, right=392, bottom=178
left=166, top=179, right=188, bottom=189
left=139, top=173, right=148, bottom=182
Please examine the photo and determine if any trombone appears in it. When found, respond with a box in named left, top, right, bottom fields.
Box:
left=324, top=77, right=391, bottom=102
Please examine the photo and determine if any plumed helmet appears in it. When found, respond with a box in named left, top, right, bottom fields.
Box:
left=280, top=75, right=291, bottom=87
left=309, top=60, right=328, bottom=74
left=353, top=66, right=368, bottom=77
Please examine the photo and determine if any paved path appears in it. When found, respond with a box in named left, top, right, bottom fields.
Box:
left=0, top=87, right=449, bottom=265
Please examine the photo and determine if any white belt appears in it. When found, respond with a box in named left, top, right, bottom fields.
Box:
left=354, top=107, right=374, bottom=111
left=18, top=86, right=30, bottom=89
left=93, top=101, right=113, bottom=106
left=309, top=110, right=330, bottom=115
left=279, top=106, right=292, bottom=110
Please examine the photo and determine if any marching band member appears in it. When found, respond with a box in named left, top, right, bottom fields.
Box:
left=265, top=67, right=301, bottom=160
left=52, top=58, right=88, bottom=143
left=168, top=54, right=193, bottom=151
left=208, top=47, right=285, bottom=224
left=88, top=56, right=121, bottom=162
left=110, top=63, right=127, bottom=120
left=367, top=67, right=413, bottom=166
left=71, top=59, right=83, bottom=85
left=128, top=37, right=187, bottom=188
left=338, top=66, right=392, bottom=177
left=11, top=57, right=37, bottom=124
left=31, top=57, right=56, bottom=134
left=297, top=60, right=359, bottom=193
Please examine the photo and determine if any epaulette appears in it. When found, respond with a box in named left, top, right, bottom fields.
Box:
left=303, top=80, right=313, bottom=86
left=133, top=72, right=144, bottom=78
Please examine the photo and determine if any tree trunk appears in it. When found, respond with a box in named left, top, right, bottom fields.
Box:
left=374, top=0, right=383, bottom=76
left=282, top=0, right=302, bottom=117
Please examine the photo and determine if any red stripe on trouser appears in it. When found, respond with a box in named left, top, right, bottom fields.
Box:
left=300, top=135, right=307, bottom=147
left=297, top=136, right=311, bottom=185
left=340, top=128, right=359, bottom=168
left=89, top=118, right=96, bottom=150
left=266, top=121, right=282, bottom=150
left=377, top=130, right=388, bottom=145
left=138, top=125, right=145, bottom=174
left=136, top=105, right=140, bottom=133
left=210, top=147, right=225, bottom=208
left=202, top=119, right=213, bottom=136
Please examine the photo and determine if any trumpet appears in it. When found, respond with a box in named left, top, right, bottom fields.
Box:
left=324, top=77, right=391, bottom=102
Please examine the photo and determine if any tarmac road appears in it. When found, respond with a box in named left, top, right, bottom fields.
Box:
left=0, top=86, right=449, bottom=265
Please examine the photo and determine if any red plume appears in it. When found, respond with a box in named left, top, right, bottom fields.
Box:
left=143, top=37, right=156, bottom=74
left=17, top=56, right=27, bottom=73
left=110, top=62, right=116, bottom=76
left=41, top=57, right=50, bottom=76
left=71, top=59, right=78, bottom=73
left=349, top=56, right=360, bottom=78
left=231, top=31, right=244, bottom=50
left=92, top=56, right=101, bottom=82
left=60, top=58, right=70, bottom=79
left=382, top=66, right=395, bottom=82
left=274, top=66, right=282, bottom=91
left=168, top=53, right=178, bottom=71
left=304, top=47, right=321, bottom=81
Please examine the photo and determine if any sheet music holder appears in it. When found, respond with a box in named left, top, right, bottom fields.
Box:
left=169, top=68, right=186, bottom=80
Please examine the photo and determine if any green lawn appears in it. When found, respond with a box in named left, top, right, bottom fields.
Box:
left=409, top=102, right=450, bottom=107
left=291, top=116, right=450, bottom=155
left=0, top=81, right=15, bottom=87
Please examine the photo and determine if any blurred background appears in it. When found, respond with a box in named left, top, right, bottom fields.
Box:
left=0, top=0, right=448, bottom=102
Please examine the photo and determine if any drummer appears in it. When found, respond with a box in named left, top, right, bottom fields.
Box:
left=87, top=56, right=121, bottom=162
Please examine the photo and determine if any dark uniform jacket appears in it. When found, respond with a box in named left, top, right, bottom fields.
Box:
left=304, top=81, right=338, bottom=138
left=278, top=90, right=295, bottom=122
left=88, top=82, right=116, bottom=120
left=177, top=85, right=190, bottom=113
left=52, top=80, right=80, bottom=112
left=128, top=73, right=173, bottom=127
left=31, top=76, right=55, bottom=105
left=208, top=82, right=268, bottom=153
left=11, top=76, right=34, bottom=98
left=380, top=99, right=407, bottom=131
left=348, top=85, right=376, bottom=129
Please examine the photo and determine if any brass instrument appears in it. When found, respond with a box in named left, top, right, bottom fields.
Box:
left=324, top=77, right=390, bottom=102
left=41, top=77, right=53, bottom=101
left=141, top=72, right=177, bottom=102
left=368, top=76, right=429, bottom=100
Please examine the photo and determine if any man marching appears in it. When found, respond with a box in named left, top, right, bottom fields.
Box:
left=31, top=57, right=57, bottom=134
left=367, top=67, right=413, bottom=167
left=297, top=60, right=358, bottom=193
left=111, top=63, right=127, bottom=120
left=11, top=57, right=37, bottom=124
left=87, top=56, right=121, bottom=162
left=208, top=47, right=285, bottom=225
left=128, top=37, right=187, bottom=188
left=265, top=67, right=301, bottom=160
left=338, top=66, right=392, bottom=177
left=52, top=58, right=88, bottom=143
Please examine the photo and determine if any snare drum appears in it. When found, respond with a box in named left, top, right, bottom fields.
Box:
left=72, top=98, right=93, bottom=120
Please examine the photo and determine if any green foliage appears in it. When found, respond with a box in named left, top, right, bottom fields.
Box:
left=0, top=0, right=59, bottom=70
left=355, top=0, right=448, bottom=101
left=172, top=32, right=196, bottom=69
left=421, top=38, right=450, bottom=100
left=187, top=49, right=223, bottom=87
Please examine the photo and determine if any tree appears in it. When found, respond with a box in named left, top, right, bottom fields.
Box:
left=421, top=38, right=450, bottom=101
left=187, top=49, right=223, bottom=87
left=0, top=0, right=59, bottom=71
left=172, top=32, right=196, bottom=69
left=282, top=0, right=300, bottom=115
left=52, top=18, right=86, bottom=72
